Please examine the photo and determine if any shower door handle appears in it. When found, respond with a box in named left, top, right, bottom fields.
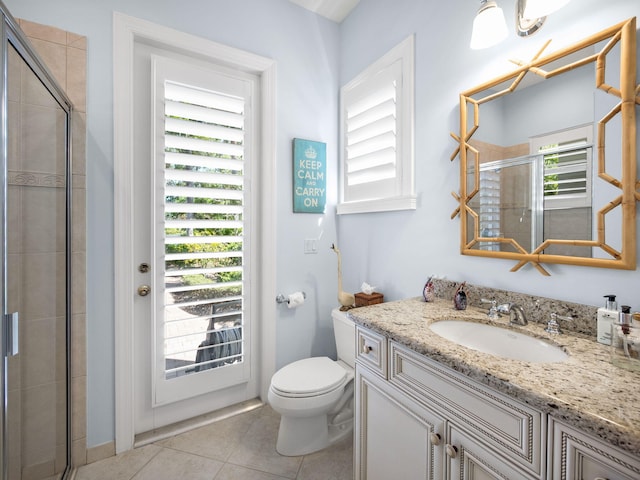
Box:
left=3, top=312, right=19, bottom=356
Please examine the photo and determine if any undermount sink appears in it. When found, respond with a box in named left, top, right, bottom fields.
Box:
left=430, top=320, right=569, bottom=363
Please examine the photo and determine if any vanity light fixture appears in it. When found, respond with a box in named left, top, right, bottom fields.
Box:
left=516, top=0, right=545, bottom=37
left=472, top=0, right=574, bottom=47
left=516, top=0, right=572, bottom=37
left=470, top=0, right=508, bottom=50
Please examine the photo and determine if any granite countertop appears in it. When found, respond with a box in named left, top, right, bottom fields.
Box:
left=347, top=297, right=640, bottom=457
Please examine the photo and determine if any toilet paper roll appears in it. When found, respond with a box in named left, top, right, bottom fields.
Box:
left=287, top=292, right=305, bottom=309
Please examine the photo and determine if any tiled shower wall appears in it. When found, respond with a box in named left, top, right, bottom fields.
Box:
left=15, top=18, right=88, bottom=474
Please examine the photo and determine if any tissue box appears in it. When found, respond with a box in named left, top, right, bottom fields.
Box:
left=355, top=292, right=383, bottom=307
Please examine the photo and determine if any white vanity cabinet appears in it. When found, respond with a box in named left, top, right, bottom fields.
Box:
left=354, top=324, right=640, bottom=480
left=389, top=341, right=544, bottom=480
left=356, top=363, right=534, bottom=480
left=549, top=419, right=640, bottom=480
left=354, top=325, right=543, bottom=479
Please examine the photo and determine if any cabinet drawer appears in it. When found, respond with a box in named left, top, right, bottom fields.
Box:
left=389, top=341, right=544, bottom=478
left=355, top=326, right=387, bottom=378
left=549, top=419, right=640, bottom=480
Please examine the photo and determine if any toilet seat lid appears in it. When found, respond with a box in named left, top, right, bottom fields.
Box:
left=271, top=357, right=347, bottom=396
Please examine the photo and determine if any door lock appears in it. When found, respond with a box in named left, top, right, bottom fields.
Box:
left=137, top=285, right=151, bottom=297
left=138, top=263, right=150, bottom=273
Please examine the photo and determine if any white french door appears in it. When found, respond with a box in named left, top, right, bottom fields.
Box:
left=152, top=55, right=254, bottom=405
left=115, top=14, right=277, bottom=450
left=132, top=46, right=260, bottom=433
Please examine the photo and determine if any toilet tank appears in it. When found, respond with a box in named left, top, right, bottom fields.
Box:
left=332, top=308, right=356, bottom=368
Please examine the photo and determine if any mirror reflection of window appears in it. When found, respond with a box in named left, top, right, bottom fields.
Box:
left=531, top=125, right=593, bottom=257
left=533, top=126, right=592, bottom=208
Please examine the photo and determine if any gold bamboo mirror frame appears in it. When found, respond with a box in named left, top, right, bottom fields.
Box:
left=451, top=17, right=639, bottom=276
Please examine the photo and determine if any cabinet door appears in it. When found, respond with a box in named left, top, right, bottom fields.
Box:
left=578, top=454, right=638, bottom=480
left=549, top=419, right=640, bottom=480
left=355, top=365, right=445, bottom=480
left=389, top=342, right=543, bottom=477
left=447, top=425, right=537, bottom=480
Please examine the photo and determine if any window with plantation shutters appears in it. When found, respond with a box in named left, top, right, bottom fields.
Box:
left=151, top=55, right=254, bottom=405
left=338, top=35, right=415, bottom=214
left=531, top=125, right=592, bottom=210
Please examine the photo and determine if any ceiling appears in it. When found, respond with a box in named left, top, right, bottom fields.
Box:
left=288, top=0, right=360, bottom=23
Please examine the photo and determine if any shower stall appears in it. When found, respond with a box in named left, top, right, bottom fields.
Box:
left=0, top=3, right=73, bottom=480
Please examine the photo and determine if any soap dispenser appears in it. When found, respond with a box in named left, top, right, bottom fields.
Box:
left=610, top=305, right=640, bottom=371
left=597, top=294, right=618, bottom=345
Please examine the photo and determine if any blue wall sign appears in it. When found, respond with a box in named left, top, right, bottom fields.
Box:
left=293, top=138, right=326, bottom=213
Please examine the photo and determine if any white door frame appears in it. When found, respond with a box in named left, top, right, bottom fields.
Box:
left=113, top=12, right=277, bottom=453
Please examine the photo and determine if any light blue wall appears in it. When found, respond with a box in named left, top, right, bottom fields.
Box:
left=501, top=66, right=594, bottom=146
left=4, top=0, right=341, bottom=447
left=337, top=0, right=640, bottom=306
left=6, top=0, right=640, bottom=450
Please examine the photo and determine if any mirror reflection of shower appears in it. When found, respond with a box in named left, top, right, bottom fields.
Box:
left=469, top=125, right=593, bottom=257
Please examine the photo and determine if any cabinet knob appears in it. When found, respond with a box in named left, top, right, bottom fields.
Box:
left=362, top=344, right=373, bottom=354
left=593, top=478, right=609, bottom=480
left=445, top=444, right=458, bottom=458
left=430, top=433, right=441, bottom=446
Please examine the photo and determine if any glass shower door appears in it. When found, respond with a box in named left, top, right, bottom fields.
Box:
left=2, top=29, right=71, bottom=480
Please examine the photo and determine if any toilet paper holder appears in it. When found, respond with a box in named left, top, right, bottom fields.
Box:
left=276, top=292, right=307, bottom=304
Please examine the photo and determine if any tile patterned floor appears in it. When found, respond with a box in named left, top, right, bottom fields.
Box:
left=75, top=406, right=353, bottom=480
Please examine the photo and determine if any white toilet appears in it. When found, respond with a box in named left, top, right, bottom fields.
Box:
left=268, top=308, right=356, bottom=456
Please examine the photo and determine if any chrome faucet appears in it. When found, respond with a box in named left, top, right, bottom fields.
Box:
left=481, top=298, right=499, bottom=320
left=544, top=313, right=572, bottom=334
left=497, top=303, right=528, bottom=326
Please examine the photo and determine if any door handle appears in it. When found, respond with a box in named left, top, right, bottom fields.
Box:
left=137, top=285, right=151, bottom=297
left=4, top=312, right=19, bottom=356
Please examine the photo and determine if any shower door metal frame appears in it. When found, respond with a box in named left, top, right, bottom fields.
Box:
left=0, top=2, right=74, bottom=478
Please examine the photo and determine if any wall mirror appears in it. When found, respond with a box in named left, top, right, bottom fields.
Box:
left=451, top=17, right=639, bottom=275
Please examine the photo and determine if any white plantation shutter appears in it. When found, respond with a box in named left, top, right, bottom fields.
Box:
left=338, top=35, right=415, bottom=214
left=542, top=144, right=590, bottom=203
left=162, top=80, right=246, bottom=379
left=345, top=66, right=398, bottom=193
left=477, top=169, right=501, bottom=251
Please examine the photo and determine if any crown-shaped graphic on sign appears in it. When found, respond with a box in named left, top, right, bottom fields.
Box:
left=305, top=146, right=317, bottom=159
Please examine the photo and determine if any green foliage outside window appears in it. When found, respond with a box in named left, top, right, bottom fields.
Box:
left=543, top=151, right=559, bottom=196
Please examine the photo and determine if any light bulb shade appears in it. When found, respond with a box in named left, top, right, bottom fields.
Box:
left=522, top=0, right=571, bottom=20
left=470, top=1, right=508, bottom=50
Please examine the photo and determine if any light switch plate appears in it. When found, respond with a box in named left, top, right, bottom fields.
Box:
left=304, top=238, right=319, bottom=254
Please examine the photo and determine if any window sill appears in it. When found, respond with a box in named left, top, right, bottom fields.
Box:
left=337, top=195, right=417, bottom=215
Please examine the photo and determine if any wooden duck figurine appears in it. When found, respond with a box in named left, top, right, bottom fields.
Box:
left=331, top=243, right=355, bottom=310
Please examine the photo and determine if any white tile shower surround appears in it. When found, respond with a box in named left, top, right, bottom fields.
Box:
left=75, top=405, right=353, bottom=480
